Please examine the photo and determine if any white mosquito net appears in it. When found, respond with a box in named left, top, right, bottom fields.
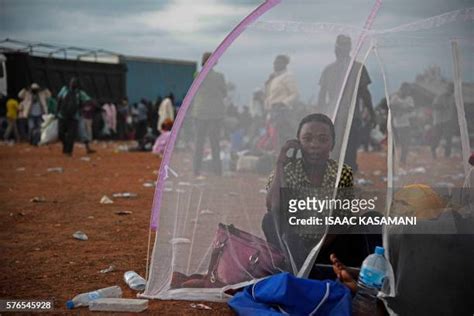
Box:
left=142, top=1, right=474, bottom=311
left=367, top=5, right=474, bottom=314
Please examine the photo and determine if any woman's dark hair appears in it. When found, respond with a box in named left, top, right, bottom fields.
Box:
left=296, top=113, right=335, bottom=149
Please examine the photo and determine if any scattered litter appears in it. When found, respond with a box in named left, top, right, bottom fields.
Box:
left=55, top=223, right=61, bottom=227
left=143, top=182, right=155, bottom=188
left=73, top=231, right=88, bottom=241
left=115, top=210, right=133, bottom=215
left=16, top=167, right=26, bottom=172
left=227, top=192, right=239, bottom=196
left=80, top=157, right=91, bottom=162
left=163, top=187, right=173, bottom=192
left=153, top=170, right=159, bottom=175
left=124, top=271, right=147, bottom=291
left=115, top=145, right=129, bottom=152
left=19, top=212, right=26, bottom=216
left=88, top=216, right=94, bottom=219
left=178, top=182, right=191, bottom=186
left=100, top=196, right=114, bottom=204
left=112, top=192, right=138, bottom=198
left=47, top=167, right=64, bottom=173
left=190, top=303, right=212, bottom=310
left=34, top=247, right=41, bottom=251
left=30, top=196, right=46, bottom=203
left=373, top=170, right=382, bottom=176
left=200, top=209, right=213, bottom=215
left=451, top=173, right=465, bottom=180
left=195, top=175, right=207, bottom=180
left=355, top=178, right=374, bottom=186
left=89, top=298, right=148, bottom=313
left=409, top=167, right=426, bottom=174
left=259, top=189, right=267, bottom=194
left=398, top=169, right=407, bottom=176
left=99, top=265, right=115, bottom=274
left=9, top=213, right=14, bottom=217
left=382, top=176, right=399, bottom=182
left=67, top=286, right=122, bottom=309
left=169, top=238, right=191, bottom=245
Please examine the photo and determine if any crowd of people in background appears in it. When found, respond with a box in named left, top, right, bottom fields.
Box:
left=0, top=37, right=461, bottom=168
left=0, top=78, right=181, bottom=156
left=185, top=43, right=460, bottom=180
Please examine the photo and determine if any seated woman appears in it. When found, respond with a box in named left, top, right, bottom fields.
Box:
left=263, top=113, right=355, bottom=270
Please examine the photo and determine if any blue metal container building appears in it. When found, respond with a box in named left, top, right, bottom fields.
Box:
left=120, top=55, right=196, bottom=105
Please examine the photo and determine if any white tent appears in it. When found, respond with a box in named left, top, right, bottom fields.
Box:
left=141, top=1, right=474, bottom=313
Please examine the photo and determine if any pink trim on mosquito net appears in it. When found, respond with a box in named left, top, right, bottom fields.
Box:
left=149, top=0, right=282, bottom=230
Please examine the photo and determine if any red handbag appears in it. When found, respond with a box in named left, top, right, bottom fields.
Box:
left=207, top=223, right=286, bottom=285
left=170, top=223, right=286, bottom=289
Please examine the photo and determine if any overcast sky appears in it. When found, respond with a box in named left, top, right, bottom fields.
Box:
left=0, top=0, right=259, bottom=61
left=1, top=0, right=472, bottom=104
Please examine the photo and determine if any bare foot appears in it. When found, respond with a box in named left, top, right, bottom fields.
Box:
left=330, top=253, right=357, bottom=294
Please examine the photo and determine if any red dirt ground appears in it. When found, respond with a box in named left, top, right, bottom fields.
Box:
left=0, top=140, right=463, bottom=315
left=0, top=141, right=233, bottom=315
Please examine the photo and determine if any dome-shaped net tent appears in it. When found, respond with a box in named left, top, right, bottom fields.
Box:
left=141, top=0, right=474, bottom=311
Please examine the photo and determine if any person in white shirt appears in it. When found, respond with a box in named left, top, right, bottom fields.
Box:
left=390, top=82, right=415, bottom=164
left=158, top=94, right=175, bottom=134
left=264, top=54, right=299, bottom=148
left=18, top=83, right=50, bottom=145
left=264, top=55, right=299, bottom=111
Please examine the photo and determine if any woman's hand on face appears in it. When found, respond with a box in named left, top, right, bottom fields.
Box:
left=277, top=139, right=301, bottom=166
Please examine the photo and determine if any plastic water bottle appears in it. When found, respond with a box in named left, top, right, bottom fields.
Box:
left=124, top=271, right=146, bottom=291
left=66, top=285, right=122, bottom=309
left=352, top=246, right=390, bottom=316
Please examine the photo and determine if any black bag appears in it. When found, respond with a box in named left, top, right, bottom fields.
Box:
left=60, top=90, right=79, bottom=119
